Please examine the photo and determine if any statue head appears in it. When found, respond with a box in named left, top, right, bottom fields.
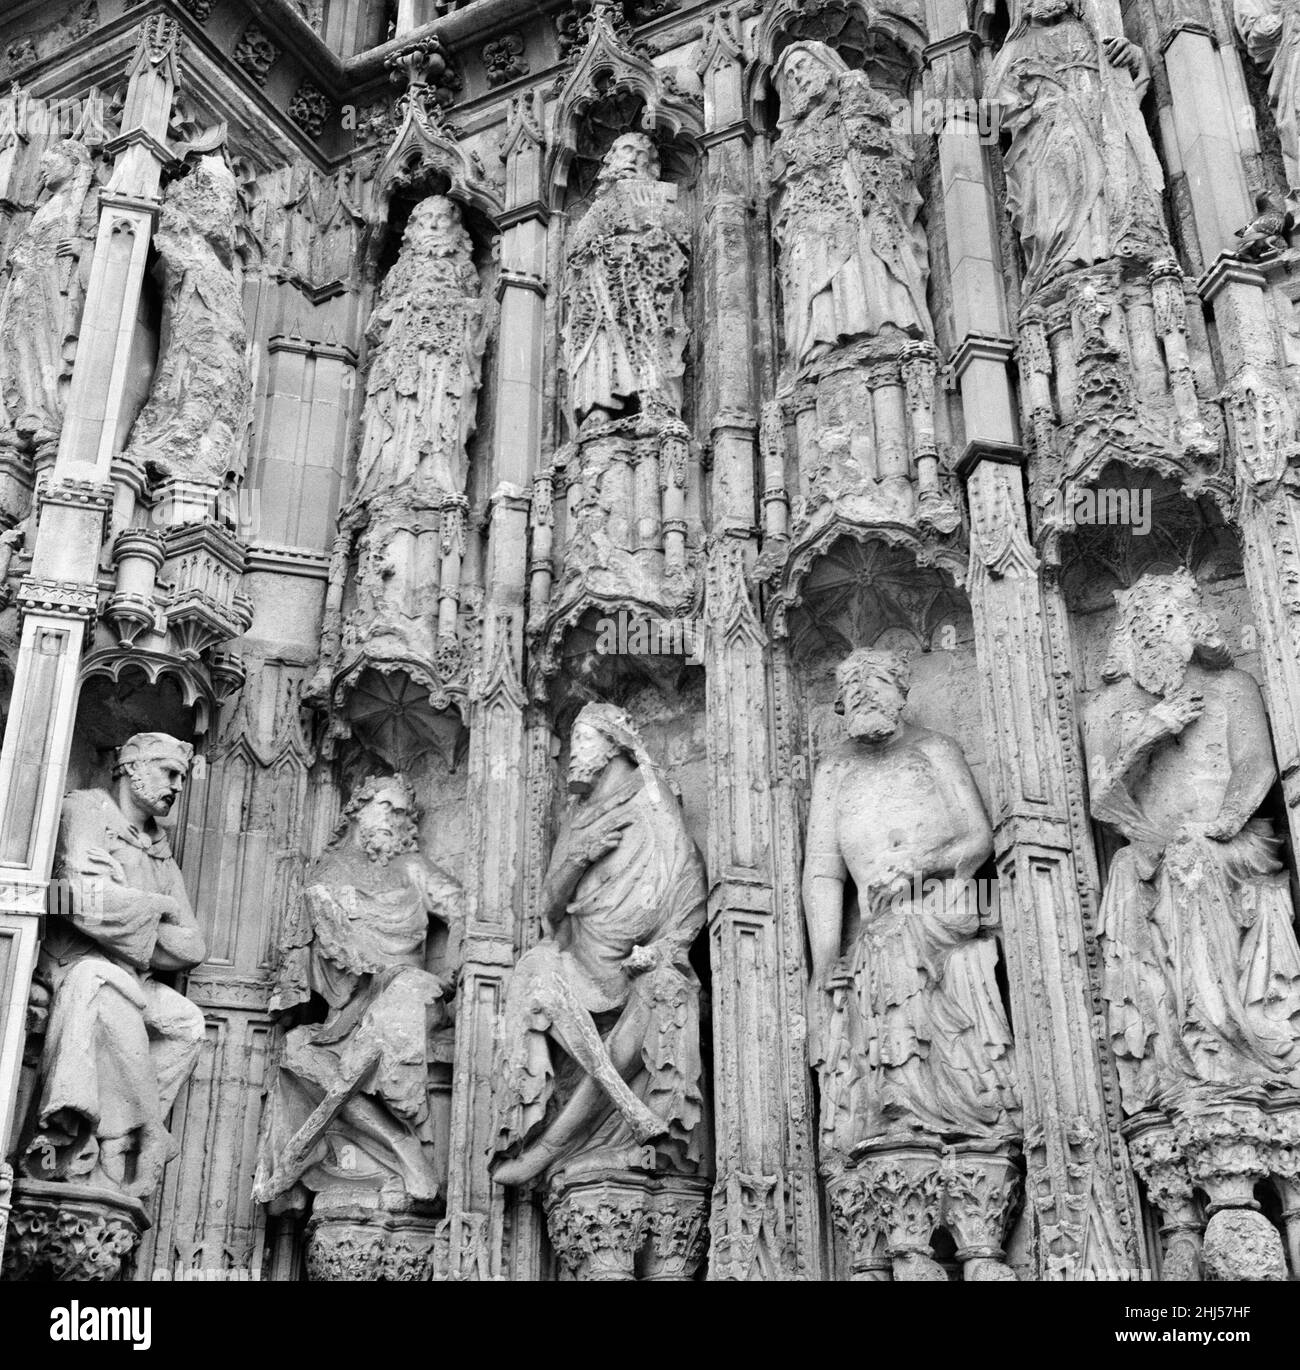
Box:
left=598, top=132, right=660, bottom=186
left=567, top=701, right=666, bottom=803
left=166, top=153, right=238, bottom=250
left=1006, top=0, right=1079, bottom=37
left=338, top=774, right=420, bottom=866
left=835, top=648, right=912, bottom=743
left=1101, top=569, right=1232, bottom=696
left=405, top=193, right=470, bottom=258
left=773, top=41, right=848, bottom=122
left=38, top=139, right=91, bottom=193
left=113, top=732, right=194, bottom=821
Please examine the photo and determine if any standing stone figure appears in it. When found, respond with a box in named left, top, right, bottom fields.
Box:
left=563, top=133, right=690, bottom=429
left=351, top=194, right=488, bottom=504
left=1083, top=571, right=1300, bottom=1113
left=988, top=0, right=1169, bottom=295
left=0, top=138, right=94, bottom=460
left=1235, top=0, right=1300, bottom=196
left=124, top=154, right=252, bottom=486
left=771, top=42, right=930, bottom=366
left=21, top=733, right=206, bottom=1203
left=491, top=703, right=707, bottom=1187
left=803, top=649, right=1020, bottom=1154
left=254, top=775, right=463, bottom=1212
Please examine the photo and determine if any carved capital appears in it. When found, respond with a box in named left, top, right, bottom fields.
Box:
left=0, top=1180, right=146, bottom=1282
left=545, top=1182, right=648, bottom=1281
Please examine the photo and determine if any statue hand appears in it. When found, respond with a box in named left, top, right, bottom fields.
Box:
left=1149, top=688, right=1203, bottom=738
left=81, top=846, right=126, bottom=884
left=573, top=814, right=632, bottom=866
left=1101, top=36, right=1143, bottom=78
left=622, top=943, right=660, bottom=977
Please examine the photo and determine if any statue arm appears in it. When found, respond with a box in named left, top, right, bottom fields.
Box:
left=802, top=761, right=847, bottom=986
left=57, top=794, right=173, bottom=970
left=1207, top=674, right=1277, bottom=839
left=1084, top=692, right=1193, bottom=839
left=151, top=862, right=206, bottom=971
left=1234, top=0, right=1284, bottom=62
left=926, top=737, right=994, bottom=880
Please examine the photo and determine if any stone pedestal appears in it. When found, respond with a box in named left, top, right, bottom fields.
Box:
left=304, top=1193, right=442, bottom=1282
left=825, top=1145, right=1020, bottom=1283
left=544, top=1169, right=709, bottom=1283
left=1125, top=1113, right=1204, bottom=1281
left=0, top=1179, right=148, bottom=1281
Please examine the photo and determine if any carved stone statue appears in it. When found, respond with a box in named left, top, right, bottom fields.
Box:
left=803, top=650, right=1020, bottom=1154
left=20, top=733, right=206, bottom=1203
left=988, top=0, right=1170, bottom=295
left=0, top=138, right=95, bottom=461
left=1235, top=0, right=1300, bottom=196
left=1083, top=571, right=1300, bottom=1113
left=124, top=153, right=252, bottom=486
left=254, top=775, right=463, bottom=1212
left=563, top=133, right=690, bottom=429
left=771, top=42, right=930, bottom=365
left=491, top=703, right=707, bottom=1188
left=351, top=194, right=487, bottom=505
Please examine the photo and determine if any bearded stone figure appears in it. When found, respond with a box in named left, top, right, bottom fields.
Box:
left=0, top=138, right=95, bottom=462
left=20, top=733, right=206, bottom=1203
left=491, top=703, right=708, bottom=1188
left=1235, top=0, right=1300, bottom=196
left=1083, top=571, right=1300, bottom=1112
left=254, top=775, right=463, bottom=1213
left=351, top=194, right=488, bottom=504
left=124, top=154, right=252, bottom=487
left=771, top=42, right=930, bottom=365
left=803, top=650, right=1020, bottom=1156
left=563, top=133, right=690, bottom=429
left=988, top=0, right=1170, bottom=295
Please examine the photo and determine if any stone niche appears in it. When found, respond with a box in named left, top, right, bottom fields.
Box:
left=1062, top=477, right=1300, bottom=1281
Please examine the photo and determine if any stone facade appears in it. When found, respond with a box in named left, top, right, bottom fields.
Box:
left=1, top=0, right=1300, bottom=1284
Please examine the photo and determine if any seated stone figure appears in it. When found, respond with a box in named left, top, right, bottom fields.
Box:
left=1083, top=570, right=1300, bottom=1112
left=21, top=732, right=206, bottom=1202
left=254, top=775, right=463, bottom=1213
left=804, top=649, right=1020, bottom=1156
left=491, top=703, right=708, bottom=1188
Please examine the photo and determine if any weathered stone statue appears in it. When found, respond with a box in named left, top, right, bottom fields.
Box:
left=1235, top=0, right=1300, bottom=196
left=0, top=138, right=95, bottom=461
left=988, top=0, right=1169, bottom=295
left=1083, top=571, right=1300, bottom=1113
left=351, top=194, right=487, bottom=504
left=803, top=649, right=1020, bottom=1156
left=21, top=733, right=205, bottom=1203
left=563, top=133, right=690, bottom=428
left=254, top=774, right=463, bottom=1212
left=124, top=153, right=252, bottom=486
left=491, top=702, right=707, bottom=1187
left=771, top=41, right=930, bottom=364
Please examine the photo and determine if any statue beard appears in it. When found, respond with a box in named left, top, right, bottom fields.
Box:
left=783, top=73, right=830, bottom=121
left=129, top=772, right=176, bottom=819
left=1129, top=642, right=1190, bottom=697
left=359, top=825, right=405, bottom=866
left=846, top=705, right=903, bottom=742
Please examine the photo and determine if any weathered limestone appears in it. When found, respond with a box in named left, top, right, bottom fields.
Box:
left=491, top=704, right=709, bottom=1277
left=1083, top=572, right=1300, bottom=1279
left=255, top=774, right=463, bottom=1277
left=9, top=731, right=203, bottom=1278
left=12, top=0, right=1300, bottom=1288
